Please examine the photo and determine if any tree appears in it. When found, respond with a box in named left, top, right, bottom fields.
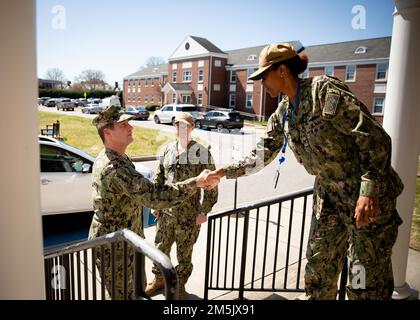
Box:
left=74, top=69, right=108, bottom=90
left=139, top=56, right=166, bottom=70
left=45, top=68, right=66, bottom=88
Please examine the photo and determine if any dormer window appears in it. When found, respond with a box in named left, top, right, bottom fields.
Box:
left=355, top=46, right=367, bottom=54
left=247, top=54, right=257, bottom=61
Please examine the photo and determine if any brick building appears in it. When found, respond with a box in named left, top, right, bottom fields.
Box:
left=123, top=36, right=390, bottom=122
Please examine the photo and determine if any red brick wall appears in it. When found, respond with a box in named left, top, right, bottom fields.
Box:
left=168, top=58, right=211, bottom=107
left=308, top=64, right=383, bottom=122
left=209, top=57, right=228, bottom=107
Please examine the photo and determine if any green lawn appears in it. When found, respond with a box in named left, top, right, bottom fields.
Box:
left=410, top=161, right=420, bottom=251
left=39, top=112, right=173, bottom=157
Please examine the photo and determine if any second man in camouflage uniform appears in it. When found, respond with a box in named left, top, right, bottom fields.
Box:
left=145, top=112, right=218, bottom=299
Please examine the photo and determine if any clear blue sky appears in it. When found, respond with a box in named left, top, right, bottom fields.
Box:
left=36, top=0, right=395, bottom=84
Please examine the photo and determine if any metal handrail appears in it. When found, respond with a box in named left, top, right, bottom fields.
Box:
left=44, top=229, right=177, bottom=300
left=204, top=187, right=348, bottom=300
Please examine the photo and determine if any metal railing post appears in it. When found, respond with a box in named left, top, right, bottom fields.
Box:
left=238, top=210, right=249, bottom=300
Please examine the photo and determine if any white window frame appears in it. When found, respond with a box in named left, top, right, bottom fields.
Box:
left=376, top=63, right=388, bottom=81
left=137, top=95, right=140, bottom=102
left=230, top=70, right=237, bottom=83
left=229, top=93, right=236, bottom=108
left=345, top=65, right=356, bottom=82
left=144, top=94, right=148, bottom=103
left=198, top=69, right=204, bottom=83
left=150, top=78, right=154, bottom=87
left=214, top=59, right=221, bottom=67
left=145, top=79, right=148, bottom=87
left=151, top=95, right=154, bottom=103
left=247, top=68, right=255, bottom=83
left=213, top=84, right=220, bottom=91
left=197, top=92, right=203, bottom=106
left=373, top=97, right=385, bottom=115
left=183, top=70, right=192, bottom=82
left=325, top=66, right=334, bottom=77
left=246, top=94, right=253, bottom=109
left=172, top=72, right=177, bottom=83
left=172, top=93, right=177, bottom=104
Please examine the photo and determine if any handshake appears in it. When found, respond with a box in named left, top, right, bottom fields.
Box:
left=195, top=169, right=223, bottom=190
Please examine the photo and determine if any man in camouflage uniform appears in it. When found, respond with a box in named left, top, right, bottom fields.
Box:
left=145, top=113, right=218, bottom=299
left=88, top=106, right=212, bottom=299
left=203, top=43, right=403, bottom=299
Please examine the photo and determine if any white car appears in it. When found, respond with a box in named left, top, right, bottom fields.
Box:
left=39, top=136, right=154, bottom=216
left=154, top=104, right=200, bottom=125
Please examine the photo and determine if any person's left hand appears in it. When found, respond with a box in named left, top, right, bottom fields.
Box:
left=196, top=214, right=208, bottom=225
left=354, top=196, right=379, bottom=228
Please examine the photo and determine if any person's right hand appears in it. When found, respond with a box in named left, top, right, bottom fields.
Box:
left=196, top=169, right=221, bottom=190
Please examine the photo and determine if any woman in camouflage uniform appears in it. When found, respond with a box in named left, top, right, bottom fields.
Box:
left=203, top=43, right=403, bottom=300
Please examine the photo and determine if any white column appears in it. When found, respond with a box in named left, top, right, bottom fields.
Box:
left=383, top=0, right=420, bottom=300
left=0, top=0, right=45, bottom=299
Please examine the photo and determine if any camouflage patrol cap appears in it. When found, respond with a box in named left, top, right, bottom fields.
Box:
left=248, top=43, right=298, bottom=81
left=92, top=105, right=135, bottom=129
left=174, top=112, right=195, bottom=127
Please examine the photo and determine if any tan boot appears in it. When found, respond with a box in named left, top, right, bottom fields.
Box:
left=178, top=284, right=188, bottom=300
left=145, top=275, right=165, bottom=297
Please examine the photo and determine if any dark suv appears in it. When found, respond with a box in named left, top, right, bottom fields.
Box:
left=195, top=110, right=243, bottom=131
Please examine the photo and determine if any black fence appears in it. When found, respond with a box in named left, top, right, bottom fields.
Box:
left=44, top=229, right=177, bottom=300
left=204, top=187, right=347, bottom=300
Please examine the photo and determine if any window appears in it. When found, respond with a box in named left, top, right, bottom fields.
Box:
left=355, top=46, right=367, bottom=54
left=345, top=65, right=356, bottom=81
left=247, top=68, right=255, bottom=81
left=373, top=97, right=385, bottom=114
left=150, top=78, right=154, bottom=87
left=376, top=63, right=388, bottom=81
left=127, top=94, right=131, bottom=102
left=151, top=95, right=154, bottom=103
left=197, top=93, right=203, bottom=106
left=144, top=94, right=148, bottom=103
left=214, top=60, right=221, bottom=67
left=145, top=79, right=148, bottom=87
left=246, top=94, right=253, bottom=109
left=247, top=55, right=257, bottom=61
left=172, top=93, right=177, bottom=103
left=182, top=95, right=191, bottom=104
left=40, top=145, right=89, bottom=173
left=198, top=69, right=204, bottom=83
left=325, top=66, right=334, bottom=76
left=213, top=84, right=220, bottom=91
left=183, top=70, right=192, bottom=82
left=137, top=95, right=140, bottom=102
left=172, top=72, right=177, bottom=83
left=229, top=94, right=236, bottom=108
left=230, top=71, right=236, bottom=83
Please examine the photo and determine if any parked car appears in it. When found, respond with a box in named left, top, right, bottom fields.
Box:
left=154, top=104, right=200, bottom=125
left=56, top=98, right=76, bottom=111
left=39, top=136, right=154, bottom=216
left=45, top=98, right=60, bottom=108
left=125, top=106, right=150, bottom=120
left=195, top=110, right=244, bottom=131
left=82, top=99, right=103, bottom=114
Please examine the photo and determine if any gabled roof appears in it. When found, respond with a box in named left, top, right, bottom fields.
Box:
left=163, top=83, right=193, bottom=93
left=225, top=37, right=391, bottom=67
left=124, top=63, right=168, bottom=79
left=226, top=41, right=302, bottom=66
left=305, top=37, right=391, bottom=63
left=189, top=36, right=226, bottom=54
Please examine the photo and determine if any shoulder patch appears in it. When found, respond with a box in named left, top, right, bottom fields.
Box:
left=323, top=89, right=341, bottom=117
